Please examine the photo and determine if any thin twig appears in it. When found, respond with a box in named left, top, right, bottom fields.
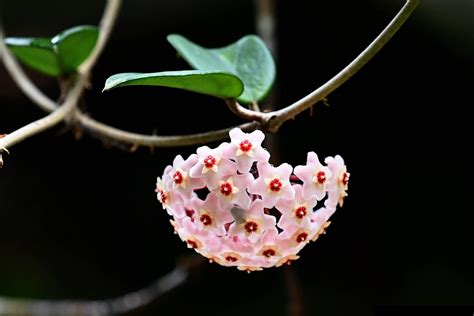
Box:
left=78, top=0, right=121, bottom=74
left=225, top=99, right=266, bottom=121
left=75, top=114, right=259, bottom=148
left=0, top=0, right=123, bottom=165
left=266, top=0, right=420, bottom=132
left=0, top=256, right=205, bottom=316
left=197, top=0, right=420, bottom=133
left=0, top=74, right=86, bottom=150
left=0, top=36, right=57, bottom=112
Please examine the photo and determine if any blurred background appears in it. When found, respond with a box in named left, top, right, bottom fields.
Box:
left=0, top=0, right=472, bottom=315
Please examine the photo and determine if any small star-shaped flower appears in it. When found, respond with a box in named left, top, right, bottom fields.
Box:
left=191, top=193, right=233, bottom=235
left=294, top=152, right=332, bottom=201
left=276, top=184, right=317, bottom=232
left=190, top=144, right=237, bottom=189
left=222, top=128, right=270, bottom=173
left=248, top=161, right=295, bottom=208
left=228, top=199, right=276, bottom=243
left=166, top=154, right=205, bottom=199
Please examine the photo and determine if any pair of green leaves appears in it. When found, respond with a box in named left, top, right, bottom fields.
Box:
left=5, top=25, right=276, bottom=104
left=104, top=34, right=276, bottom=104
left=4, top=25, right=99, bottom=77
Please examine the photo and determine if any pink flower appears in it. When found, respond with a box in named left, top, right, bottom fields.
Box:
left=248, top=161, right=295, bottom=208
left=213, top=173, right=253, bottom=209
left=189, top=144, right=237, bottom=189
left=294, top=152, right=332, bottom=201
left=156, top=128, right=349, bottom=271
left=222, top=128, right=270, bottom=173
left=166, top=154, right=205, bottom=199
left=228, top=199, right=276, bottom=243
left=276, top=184, right=317, bottom=233
left=156, top=177, right=184, bottom=217
left=325, top=155, right=350, bottom=207
left=191, top=193, right=233, bottom=236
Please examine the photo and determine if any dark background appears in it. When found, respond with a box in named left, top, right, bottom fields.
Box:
left=0, top=0, right=472, bottom=315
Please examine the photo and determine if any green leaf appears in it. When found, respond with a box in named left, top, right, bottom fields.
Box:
left=4, top=25, right=99, bottom=77
left=52, top=26, right=99, bottom=74
left=4, top=37, right=60, bottom=76
left=103, top=70, right=244, bottom=99
left=167, top=34, right=276, bottom=104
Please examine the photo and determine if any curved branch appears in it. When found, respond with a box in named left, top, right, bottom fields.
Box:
left=1, top=1, right=260, bottom=151
left=0, top=30, right=57, bottom=112
left=75, top=113, right=259, bottom=148
left=221, top=0, right=419, bottom=132
left=0, top=74, right=86, bottom=150
left=1, top=0, right=418, bottom=151
left=79, top=0, right=122, bottom=74
left=266, top=0, right=420, bottom=131
left=225, top=99, right=266, bottom=121
left=0, top=256, right=205, bottom=316
left=0, top=0, right=122, bottom=166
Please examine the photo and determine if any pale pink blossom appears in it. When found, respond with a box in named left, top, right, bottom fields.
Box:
left=222, top=128, right=270, bottom=173
left=228, top=199, right=276, bottom=243
left=166, top=154, right=205, bottom=199
left=156, top=128, right=349, bottom=271
left=294, top=151, right=332, bottom=201
left=276, top=184, right=317, bottom=233
left=325, top=155, right=350, bottom=207
left=248, top=161, right=295, bottom=208
left=191, top=193, right=233, bottom=236
left=213, top=173, right=253, bottom=209
left=190, top=144, right=237, bottom=189
left=156, top=177, right=184, bottom=217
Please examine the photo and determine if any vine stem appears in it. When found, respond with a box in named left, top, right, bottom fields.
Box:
left=267, top=0, right=420, bottom=131
left=0, top=74, right=86, bottom=153
left=1, top=0, right=418, bottom=155
left=0, top=256, right=205, bottom=316
left=232, top=0, right=420, bottom=132
left=0, top=0, right=123, bottom=165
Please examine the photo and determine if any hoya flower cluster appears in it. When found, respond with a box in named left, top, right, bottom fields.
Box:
left=156, top=128, right=349, bottom=272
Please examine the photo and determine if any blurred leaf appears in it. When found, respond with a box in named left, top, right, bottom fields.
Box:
left=103, top=70, right=244, bottom=99
left=167, top=34, right=276, bottom=104
left=4, top=37, right=60, bottom=76
left=52, top=26, right=99, bottom=73
left=4, top=25, right=99, bottom=77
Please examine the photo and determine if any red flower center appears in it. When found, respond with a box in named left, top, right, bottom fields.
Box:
left=295, top=206, right=307, bottom=219
left=220, top=182, right=233, bottom=196
left=173, top=171, right=184, bottom=184
left=342, top=172, right=349, bottom=186
left=185, top=209, right=195, bottom=220
left=187, top=240, right=198, bottom=249
left=316, top=171, right=326, bottom=184
left=159, top=191, right=167, bottom=204
left=296, top=232, right=308, bottom=243
left=244, top=221, right=259, bottom=233
left=204, top=155, right=216, bottom=169
left=269, top=178, right=283, bottom=192
left=200, top=214, right=213, bottom=226
left=262, top=249, right=276, bottom=258
left=239, top=139, right=252, bottom=152
left=225, top=255, right=238, bottom=262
